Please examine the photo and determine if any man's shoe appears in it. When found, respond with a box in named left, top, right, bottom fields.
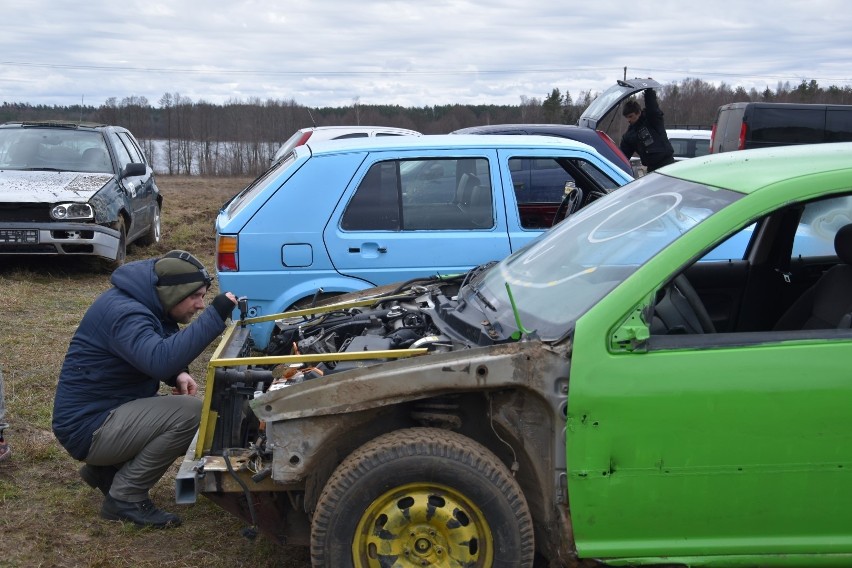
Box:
left=80, top=464, right=117, bottom=496
left=100, top=495, right=182, bottom=528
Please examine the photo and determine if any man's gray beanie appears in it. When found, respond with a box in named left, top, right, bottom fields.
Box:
left=154, top=250, right=212, bottom=312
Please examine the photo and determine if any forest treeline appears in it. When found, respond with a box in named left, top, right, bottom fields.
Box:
left=2, top=77, right=851, bottom=177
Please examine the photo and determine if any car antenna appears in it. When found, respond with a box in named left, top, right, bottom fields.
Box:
left=306, top=107, right=317, bottom=128
left=504, top=282, right=536, bottom=341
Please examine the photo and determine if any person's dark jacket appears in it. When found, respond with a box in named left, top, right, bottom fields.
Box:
left=620, top=89, right=675, bottom=171
left=52, top=258, right=227, bottom=460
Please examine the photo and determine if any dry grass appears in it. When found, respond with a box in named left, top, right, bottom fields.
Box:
left=0, top=176, right=312, bottom=568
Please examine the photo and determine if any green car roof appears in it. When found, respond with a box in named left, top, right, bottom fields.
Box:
left=660, top=141, right=852, bottom=194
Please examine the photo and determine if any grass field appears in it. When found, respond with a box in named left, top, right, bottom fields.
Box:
left=0, top=176, right=312, bottom=568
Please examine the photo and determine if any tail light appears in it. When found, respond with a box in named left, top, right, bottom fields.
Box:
left=709, top=123, right=717, bottom=153
left=595, top=130, right=632, bottom=171
left=217, top=235, right=238, bottom=272
left=738, top=123, right=747, bottom=151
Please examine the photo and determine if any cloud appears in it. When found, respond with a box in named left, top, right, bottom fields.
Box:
left=2, top=0, right=851, bottom=108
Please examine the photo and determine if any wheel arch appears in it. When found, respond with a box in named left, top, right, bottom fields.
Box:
left=260, top=374, right=569, bottom=561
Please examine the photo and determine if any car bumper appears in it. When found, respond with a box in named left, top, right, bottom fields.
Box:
left=0, top=221, right=120, bottom=259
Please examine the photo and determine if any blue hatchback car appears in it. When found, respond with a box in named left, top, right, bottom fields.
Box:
left=215, top=135, right=632, bottom=348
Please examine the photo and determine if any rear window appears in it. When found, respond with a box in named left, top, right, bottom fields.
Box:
left=225, top=153, right=297, bottom=217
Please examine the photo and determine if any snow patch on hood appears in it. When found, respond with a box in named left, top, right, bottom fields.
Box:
left=0, top=171, right=113, bottom=203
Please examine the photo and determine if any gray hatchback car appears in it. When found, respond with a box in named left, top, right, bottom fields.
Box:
left=0, top=121, right=161, bottom=266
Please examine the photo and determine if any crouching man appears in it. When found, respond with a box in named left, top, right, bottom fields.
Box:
left=52, top=250, right=237, bottom=528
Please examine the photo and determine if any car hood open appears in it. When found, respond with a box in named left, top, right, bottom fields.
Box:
left=0, top=171, right=114, bottom=203
left=578, top=78, right=662, bottom=130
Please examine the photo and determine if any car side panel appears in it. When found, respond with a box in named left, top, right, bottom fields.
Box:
left=570, top=327, right=852, bottom=559
left=566, top=187, right=852, bottom=561
left=217, top=151, right=370, bottom=345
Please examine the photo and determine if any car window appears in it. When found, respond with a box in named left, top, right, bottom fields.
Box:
left=694, top=139, right=710, bottom=157
left=751, top=108, right=825, bottom=144
left=0, top=128, right=110, bottom=172
left=827, top=109, right=852, bottom=142
left=670, top=139, right=690, bottom=158
left=109, top=132, right=134, bottom=170
left=225, top=153, right=297, bottom=217
left=341, top=158, right=493, bottom=231
left=117, top=132, right=145, bottom=164
left=792, top=196, right=852, bottom=258
left=510, top=157, right=620, bottom=230
left=690, top=195, right=852, bottom=263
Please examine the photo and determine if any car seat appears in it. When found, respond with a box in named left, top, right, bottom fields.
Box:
left=773, top=223, right=852, bottom=330
left=454, top=173, right=480, bottom=210
left=81, top=147, right=110, bottom=171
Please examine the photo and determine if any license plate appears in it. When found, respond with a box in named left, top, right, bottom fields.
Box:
left=0, top=229, right=39, bottom=244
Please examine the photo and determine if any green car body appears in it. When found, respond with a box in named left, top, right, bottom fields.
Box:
left=179, top=142, right=852, bottom=566
left=568, top=142, right=852, bottom=565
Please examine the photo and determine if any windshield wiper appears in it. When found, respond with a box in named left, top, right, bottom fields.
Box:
left=469, top=283, right=496, bottom=311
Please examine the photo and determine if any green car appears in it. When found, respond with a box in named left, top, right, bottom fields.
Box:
left=178, top=142, right=852, bottom=567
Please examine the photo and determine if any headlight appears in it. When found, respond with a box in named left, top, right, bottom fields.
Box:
left=51, top=203, right=94, bottom=220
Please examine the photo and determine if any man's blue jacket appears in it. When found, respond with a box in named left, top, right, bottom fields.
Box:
left=52, top=258, right=226, bottom=460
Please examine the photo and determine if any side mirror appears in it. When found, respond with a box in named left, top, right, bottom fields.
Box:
left=120, top=162, right=147, bottom=179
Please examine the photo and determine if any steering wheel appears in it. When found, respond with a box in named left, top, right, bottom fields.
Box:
left=552, top=185, right=584, bottom=225
left=652, top=274, right=716, bottom=334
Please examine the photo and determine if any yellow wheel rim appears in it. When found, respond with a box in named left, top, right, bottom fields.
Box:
left=353, top=482, right=494, bottom=567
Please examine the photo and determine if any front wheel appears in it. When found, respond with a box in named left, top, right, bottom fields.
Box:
left=310, top=428, right=535, bottom=567
left=137, top=202, right=161, bottom=246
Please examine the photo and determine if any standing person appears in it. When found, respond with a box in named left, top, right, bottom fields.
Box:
left=620, top=87, right=675, bottom=173
left=52, top=250, right=237, bottom=529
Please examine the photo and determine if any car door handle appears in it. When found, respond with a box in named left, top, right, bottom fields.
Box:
left=349, top=244, right=388, bottom=255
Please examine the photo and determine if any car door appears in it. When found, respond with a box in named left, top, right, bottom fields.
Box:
left=567, top=199, right=852, bottom=559
left=323, top=152, right=511, bottom=285
left=108, top=131, right=152, bottom=238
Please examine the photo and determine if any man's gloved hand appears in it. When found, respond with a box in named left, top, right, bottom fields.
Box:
left=212, top=292, right=239, bottom=321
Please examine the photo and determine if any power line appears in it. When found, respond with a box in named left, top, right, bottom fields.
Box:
left=2, top=60, right=850, bottom=85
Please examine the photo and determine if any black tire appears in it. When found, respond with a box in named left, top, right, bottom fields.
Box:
left=137, top=202, right=161, bottom=246
left=310, top=427, right=535, bottom=567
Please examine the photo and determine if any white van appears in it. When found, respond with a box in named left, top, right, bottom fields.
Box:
left=666, top=129, right=711, bottom=161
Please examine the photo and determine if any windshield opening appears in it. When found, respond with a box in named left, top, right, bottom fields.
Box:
left=0, top=128, right=111, bottom=173
left=474, top=174, right=743, bottom=340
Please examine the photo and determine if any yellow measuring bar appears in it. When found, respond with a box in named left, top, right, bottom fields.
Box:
left=237, top=293, right=416, bottom=325
left=211, top=348, right=429, bottom=367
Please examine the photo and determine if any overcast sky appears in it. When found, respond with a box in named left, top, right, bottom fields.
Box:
left=3, top=0, right=851, bottom=109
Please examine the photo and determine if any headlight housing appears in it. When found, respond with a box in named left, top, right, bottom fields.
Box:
left=51, top=203, right=94, bottom=220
